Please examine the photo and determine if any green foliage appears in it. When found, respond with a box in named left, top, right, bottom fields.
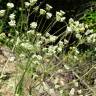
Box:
left=81, top=9, right=96, bottom=32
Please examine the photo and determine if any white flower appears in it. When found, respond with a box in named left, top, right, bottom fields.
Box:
left=49, top=89, right=55, bottom=95
left=19, top=53, right=25, bottom=58
left=32, top=54, right=42, bottom=61
left=73, top=80, right=79, bottom=87
left=46, top=46, right=57, bottom=56
left=27, top=30, right=35, bottom=34
left=37, top=33, right=41, bottom=36
left=66, top=27, right=72, bottom=32
left=56, top=11, right=65, bottom=22
left=76, top=34, right=82, bottom=39
left=58, top=41, right=63, bottom=46
left=64, top=64, right=70, bottom=70
left=74, top=21, right=79, bottom=26
left=24, top=2, right=30, bottom=8
left=7, top=3, right=14, bottom=9
left=40, top=9, right=46, bottom=15
left=19, top=7, right=23, bottom=11
left=87, top=33, right=96, bottom=43
left=77, top=90, right=82, bottom=94
left=46, top=12, right=52, bottom=19
left=9, top=56, right=15, bottom=62
left=85, top=29, right=93, bottom=35
left=85, top=24, right=88, bottom=28
left=30, top=0, right=37, bottom=6
left=69, top=18, right=74, bottom=24
left=69, top=88, right=75, bottom=96
left=46, top=4, right=53, bottom=11
left=42, top=48, right=47, bottom=52
left=30, top=22, right=37, bottom=29
left=56, top=12, right=62, bottom=21
left=8, top=20, right=16, bottom=27
left=33, top=6, right=39, bottom=12
left=9, top=13, right=15, bottom=20
left=57, top=47, right=62, bottom=52
left=79, top=27, right=85, bottom=32
left=74, top=56, right=78, bottom=60
left=56, top=11, right=63, bottom=17
left=0, top=10, right=5, bottom=17
left=33, top=60, right=40, bottom=64
left=45, top=32, right=50, bottom=37
left=15, top=37, right=21, bottom=45
left=21, top=42, right=33, bottom=50
left=37, top=55, right=42, bottom=60
left=60, top=10, right=65, bottom=15
left=79, top=95, right=83, bottom=96
left=49, top=35, right=57, bottom=42
left=60, top=17, right=66, bottom=22
left=64, top=39, right=68, bottom=44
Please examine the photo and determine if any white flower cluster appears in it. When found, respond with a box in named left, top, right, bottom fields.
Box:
left=0, top=10, right=5, bottom=17
left=32, top=54, right=42, bottom=61
left=27, top=30, right=35, bottom=35
left=85, top=29, right=93, bottom=35
left=70, top=47, right=80, bottom=55
left=39, top=4, right=53, bottom=19
left=87, top=33, right=96, bottom=43
left=40, top=9, right=46, bottom=15
left=47, top=45, right=57, bottom=55
left=24, top=0, right=38, bottom=9
left=7, top=3, right=14, bottom=9
left=21, top=42, right=33, bottom=50
left=9, top=13, right=15, bottom=20
left=46, top=4, right=53, bottom=11
left=45, top=33, right=57, bottom=42
left=24, top=2, right=30, bottom=8
left=67, top=18, right=85, bottom=33
left=46, top=4, right=53, bottom=19
left=24, top=29, right=63, bottom=57
left=42, top=40, right=64, bottom=56
left=56, top=41, right=64, bottom=52
left=8, top=13, right=16, bottom=27
left=46, top=12, right=52, bottom=19
left=8, top=20, right=16, bottom=27
left=30, top=0, right=37, bottom=6
left=56, top=10, right=66, bottom=22
left=30, top=22, right=37, bottom=29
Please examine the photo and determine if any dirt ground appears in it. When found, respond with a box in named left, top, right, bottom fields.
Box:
left=0, top=46, right=17, bottom=96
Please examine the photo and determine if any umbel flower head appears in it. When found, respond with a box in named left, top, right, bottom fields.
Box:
left=30, top=0, right=37, bottom=6
left=9, top=13, right=15, bottom=20
left=30, top=22, right=37, bottom=29
left=46, top=4, right=53, bottom=11
left=46, top=12, right=52, bottom=19
left=24, top=2, right=30, bottom=8
left=7, top=3, right=14, bottom=9
left=40, top=9, right=46, bottom=15
left=8, top=20, right=16, bottom=27
left=56, top=10, right=66, bottom=22
left=0, top=10, right=5, bottom=17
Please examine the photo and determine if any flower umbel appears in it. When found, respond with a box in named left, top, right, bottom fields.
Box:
left=7, top=3, right=14, bottom=9
left=0, top=10, right=6, bottom=17
left=46, top=12, right=52, bottom=19
left=8, top=20, right=16, bottom=27
left=24, top=2, right=30, bottom=8
left=9, top=13, right=15, bottom=20
left=30, top=22, right=37, bottom=29
left=30, top=0, right=37, bottom=6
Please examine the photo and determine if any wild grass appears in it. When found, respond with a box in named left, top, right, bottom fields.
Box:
left=0, top=0, right=96, bottom=96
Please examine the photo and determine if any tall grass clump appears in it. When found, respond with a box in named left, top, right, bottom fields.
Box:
left=0, top=0, right=96, bottom=96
